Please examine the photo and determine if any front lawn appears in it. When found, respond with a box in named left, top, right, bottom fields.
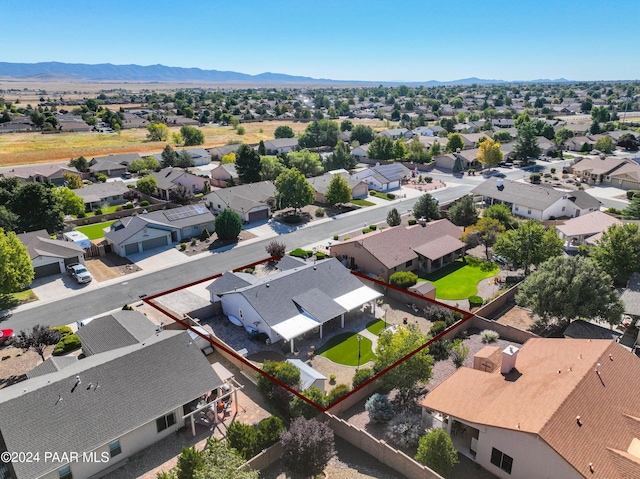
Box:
left=82, top=205, right=120, bottom=218
left=315, top=332, right=375, bottom=366
left=419, top=257, right=499, bottom=300
left=350, top=199, right=375, bottom=207
left=12, top=289, right=38, bottom=304
left=366, top=319, right=387, bottom=336
left=75, top=220, right=117, bottom=240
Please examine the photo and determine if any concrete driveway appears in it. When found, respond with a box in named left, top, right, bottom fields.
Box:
left=29, top=271, right=101, bottom=304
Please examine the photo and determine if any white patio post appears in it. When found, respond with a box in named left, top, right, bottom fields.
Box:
left=341, top=313, right=345, bottom=328
left=290, top=338, right=295, bottom=354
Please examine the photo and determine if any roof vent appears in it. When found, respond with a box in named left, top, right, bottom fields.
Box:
left=496, top=178, right=503, bottom=188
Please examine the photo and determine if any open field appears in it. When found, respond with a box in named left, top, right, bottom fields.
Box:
left=0, top=119, right=387, bottom=167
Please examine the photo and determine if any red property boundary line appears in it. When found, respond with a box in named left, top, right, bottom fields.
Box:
left=142, top=257, right=475, bottom=413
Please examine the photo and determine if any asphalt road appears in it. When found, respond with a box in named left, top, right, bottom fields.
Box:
left=3, top=184, right=475, bottom=330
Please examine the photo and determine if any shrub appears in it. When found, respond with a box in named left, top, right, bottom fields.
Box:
left=385, top=413, right=424, bottom=449
left=369, top=224, right=377, bottom=230
left=190, top=238, right=197, bottom=247
left=329, top=374, right=336, bottom=383
left=326, top=384, right=351, bottom=404
left=333, top=235, right=339, bottom=241
left=389, top=271, right=418, bottom=289
left=343, top=237, right=350, bottom=241
left=140, top=200, right=150, bottom=207
left=429, top=339, right=452, bottom=361
left=468, top=295, right=483, bottom=308
left=408, top=218, right=417, bottom=225
left=530, top=173, right=541, bottom=183
left=362, top=229, right=371, bottom=234
left=415, top=429, right=459, bottom=476
left=481, top=329, right=500, bottom=343
left=315, top=207, right=325, bottom=217
left=429, top=321, right=447, bottom=336
left=94, top=173, right=107, bottom=183
left=425, top=176, right=433, bottom=183
left=280, top=418, right=335, bottom=478
left=180, top=243, right=187, bottom=251
left=123, top=203, right=134, bottom=209
left=77, top=210, right=86, bottom=218
left=256, top=416, right=285, bottom=451
left=365, top=393, right=394, bottom=423
left=265, top=240, right=286, bottom=258
left=226, top=421, right=259, bottom=460
left=244, top=267, right=255, bottom=274
left=369, top=190, right=377, bottom=196
left=290, top=248, right=312, bottom=258
left=53, top=333, right=81, bottom=356
left=200, top=228, right=211, bottom=241
left=386, top=193, right=395, bottom=199
left=122, top=304, right=133, bottom=310
left=315, top=252, right=327, bottom=260
left=627, top=190, right=640, bottom=200
left=550, top=167, right=556, bottom=173
left=606, top=208, right=623, bottom=215
left=451, top=339, right=469, bottom=368
left=51, top=325, right=73, bottom=339
left=94, top=208, right=103, bottom=215
left=352, top=368, right=374, bottom=388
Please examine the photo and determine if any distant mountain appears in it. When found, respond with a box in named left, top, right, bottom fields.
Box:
left=0, top=61, right=573, bottom=86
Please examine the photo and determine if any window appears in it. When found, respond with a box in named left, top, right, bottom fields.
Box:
left=527, top=209, right=531, bottom=215
left=491, top=448, right=513, bottom=474
left=514, top=206, right=519, bottom=211
left=239, top=309, right=244, bottom=319
left=405, top=260, right=413, bottom=267
left=562, top=206, right=565, bottom=212
left=156, top=412, right=176, bottom=433
left=59, top=465, right=73, bottom=479
left=109, top=440, right=121, bottom=458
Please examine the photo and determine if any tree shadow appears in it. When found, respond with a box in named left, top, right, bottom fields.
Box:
left=0, top=294, right=19, bottom=319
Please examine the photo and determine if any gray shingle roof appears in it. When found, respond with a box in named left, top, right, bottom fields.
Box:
left=27, top=356, right=78, bottom=379
left=472, top=178, right=565, bottom=210
left=0, top=330, right=222, bottom=479
left=91, top=153, right=141, bottom=165
left=204, top=181, right=275, bottom=213
left=75, top=310, right=157, bottom=355
left=206, top=271, right=256, bottom=296
left=306, top=173, right=364, bottom=195
left=621, top=273, right=640, bottom=317
left=17, top=229, right=84, bottom=260
left=75, top=180, right=130, bottom=203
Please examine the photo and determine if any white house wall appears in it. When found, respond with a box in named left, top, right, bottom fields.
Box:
left=474, top=425, right=582, bottom=479
left=32, top=256, right=67, bottom=273
left=38, top=406, right=183, bottom=479
left=220, top=294, right=280, bottom=344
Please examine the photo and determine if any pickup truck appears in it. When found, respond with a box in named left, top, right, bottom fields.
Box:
left=66, top=264, right=93, bottom=284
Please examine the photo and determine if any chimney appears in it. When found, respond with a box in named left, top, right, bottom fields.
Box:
left=496, top=178, right=504, bottom=189
left=501, top=345, right=519, bottom=374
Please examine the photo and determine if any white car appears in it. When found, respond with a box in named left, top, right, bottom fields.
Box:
left=66, top=264, right=93, bottom=284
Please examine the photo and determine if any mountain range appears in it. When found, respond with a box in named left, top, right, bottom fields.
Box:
left=0, top=61, right=571, bottom=86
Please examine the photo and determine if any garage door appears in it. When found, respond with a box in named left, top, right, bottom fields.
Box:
left=34, top=262, right=62, bottom=279
left=124, top=243, right=139, bottom=256
left=141, top=236, right=168, bottom=252
left=64, top=256, right=80, bottom=267
left=248, top=209, right=269, bottom=222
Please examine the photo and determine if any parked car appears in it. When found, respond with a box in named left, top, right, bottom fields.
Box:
left=66, top=264, right=93, bottom=284
left=0, top=329, right=14, bottom=346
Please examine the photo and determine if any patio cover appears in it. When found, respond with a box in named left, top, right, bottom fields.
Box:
left=334, top=285, right=382, bottom=311
left=211, top=362, right=234, bottom=382
left=271, top=314, right=320, bottom=341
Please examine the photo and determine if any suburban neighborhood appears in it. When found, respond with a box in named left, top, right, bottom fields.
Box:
left=1, top=73, right=640, bottom=479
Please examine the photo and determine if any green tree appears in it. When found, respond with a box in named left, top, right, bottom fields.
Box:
left=374, top=324, right=434, bottom=392
left=340, top=119, right=353, bottom=131
left=516, top=256, right=624, bottom=328
left=415, top=429, right=459, bottom=476
left=275, top=168, right=315, bottom=215
left=68, top=156, right=89, bottom=173
left=493, top=130, right=512, bottom=142
left=10, top=183, right=64, bottom=233
left=287, top=150, right=323, bottom=177
left=257, top=360, right=300, bottom=417
left=225, top=422, right=259, bottom=460
left=407, top=136, right=431, bottom=163
left=129, top=156, right=159, bottom=173
left=350, top=124, right=375, bottom=144
left=513, top=121, right=542, bottom=161
left=0, top=228, right=34, bottom=293
left=387, top=207, right=401, bottom=227
left=180, top=125, right=205, bottom=146
left=392, top=138, right=407, bottom=159
left=169, top=184, right=195, bottom=205
left=257, top=140, right=267, bottom=156
left=469, top=217, right=505, bottom=259
left=623, top=196, right=640, bottom=220
left=368, top=136, right=394, bottom=161
left=146, top=123, right=169, bottom=141
left=325, top=140, right=357, bottom=171
left=325, top=174, right=352, bottom=206
left=430, top=140, right=442, bottom=156
left=554, top=127, right=575, bottom=145
left=235, top=144, right=261, bottom=183
left=175, top=446, right=205, bottom=479
left=445, top=133, right=464, bottom=153
left=447, top=195, right=478, bottom=227
left=413, top=193, right=441, bottom=221
left=280, top=418, right=335, bottom=478
left=136, top=176, right=158, bottom=195
left=0, top=206, right=18, bottom=232
left=53, top=187, right=84, bottom=216
left=259, top=156, right=286, bottom=181
left=594, top=135, right=613, bottom=154
left=389, top=271, right=418, bottom=289
left=289, top=386, right=325, bottom=419
left=175, top=150, right=195, bottom=168
left=298, top=120, right=339, bottom=148
left=494, top=220, right=563, bottom=275
left=221, top=152, right=236, bottom=164
left=11, top=325, right=61, bottom=363
left=591, top=223, right=640, bottom=285
left=477, top=138, right=503, bottom=168
left=214, top=209, right=242, bottom=242
left=274, top=125, right=295, bottom=139
left=63, top=171, right=83, bottom=190
left=483, top=203, right=516, bottom=229
left=161, top=144, right=178, bottom=168
left=591, top=106, right=610, bottom=123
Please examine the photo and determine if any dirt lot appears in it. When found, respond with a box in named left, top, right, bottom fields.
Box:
left=179, top=229, right=258, bottom=256
left=0, top=345, right=55, bottom=390
left=84, top=253, right=141, bottom=281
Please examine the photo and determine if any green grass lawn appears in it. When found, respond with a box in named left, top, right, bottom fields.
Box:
left=369, top=192, right=394, bottom=201
left=315, top=332, right=375, bottom=366
left=351, top=199, right=376, bottom=207
left=76, top=220, right=117, bottom=240
left=366, top=319, right=387, bottom=336
left=82, top=205, right=120, bottom=218
left=419, top=257, right=499, bottom=300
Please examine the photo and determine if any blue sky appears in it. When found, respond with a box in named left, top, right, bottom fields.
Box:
left=2, top=0, right=638, bottom=82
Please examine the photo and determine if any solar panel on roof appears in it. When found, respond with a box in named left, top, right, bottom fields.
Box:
left=164, top=204, right=209, bottom=222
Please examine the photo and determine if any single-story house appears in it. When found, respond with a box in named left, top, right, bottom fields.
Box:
left=330, top=219, right=465, bottom=281
left=207, top=144, right=242, bottom=161
left=150, top=167, right=211, bottom=201
left=471, top=178, right=601, bottom=221
left=307, top=171, right=369, bottom=203
left=413, top=125, right=445, bottom=137
left=210, top=163, right=239, bottom=188
left=0, top=164, right=81, bottom=186
left=461, top=132, right=493, bottom=150
left=104, top=204, right=216, bottom=257
left=564, top=135, right=602, bottom=152
left=351, top=163, right=412, bottom=192
left=89, top=153, right=142, bottom=177
left=555, top=211, right=622, bottom=251
left=204, top=181, right=276, bottom=223
left=286, top=359, right=327, bottom=393
left=17, top=229, right=85, bottom=279
left=420, top=338, right=640, bottom=479
left=379, top=128, right=409, bottom=140
left=264, top=138, right=299, bottom=154
left=181, top=148, right=212, bottom=166
left=207, top=257, right=382, bottom=353
left=75, top=180, right=130, bottom=211
left=571, top=157, right=640, bottom=190
left=352, top=144, right=369, bottom=158
left=0, top=323, right=224, bottom=479
left=56, top=117, right=92, bottom=132
left=434, top=149, right=482, bottom=171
